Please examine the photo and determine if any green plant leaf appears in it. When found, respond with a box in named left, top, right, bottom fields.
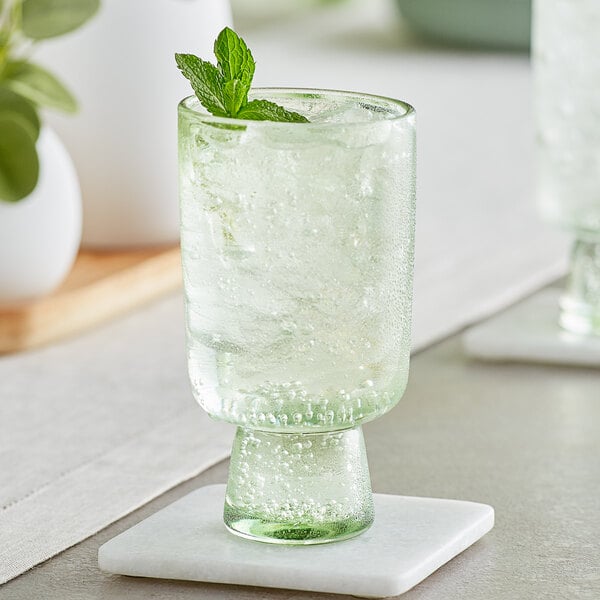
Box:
left=3, top=61, right=77, bottom=113
left=222, top=79, right=248, bottom=117
left=176, top=28, right=310, bottom=122
left=214, top=27, right=255, bottom=88
left=21, top=0, right=100, bottom=40
left=237, top=99, right=309, bottom=123
left=0, top=114, right=39, bottom=203
left=0, top=86, right=41, bottom=140
left=175, top=53, right=227, bottom=117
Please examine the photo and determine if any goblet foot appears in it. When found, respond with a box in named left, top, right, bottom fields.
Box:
left=224, top=426, right=374, bottom=545
left=560, top=238, right=600, bottom=335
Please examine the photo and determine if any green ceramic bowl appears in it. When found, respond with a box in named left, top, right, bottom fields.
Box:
left=396, top=0, right=531, bottom=51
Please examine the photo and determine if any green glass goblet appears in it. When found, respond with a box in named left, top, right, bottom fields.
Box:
left=533, top=0, right=600, bottom=335
left=178, top=88, right=416, bottom=544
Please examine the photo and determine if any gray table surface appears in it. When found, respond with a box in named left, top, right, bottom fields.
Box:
left=3, top=323, right=599, bottom=600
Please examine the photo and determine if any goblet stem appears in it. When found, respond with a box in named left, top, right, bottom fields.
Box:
left=560, top=238, right=600, bottom=335
left=224, top=426, right=374, bottom=545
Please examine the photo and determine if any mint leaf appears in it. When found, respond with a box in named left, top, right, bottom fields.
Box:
left=175, top=28, right=310, bottom=123
left=214, top=27, right=255, bottom=89
left=222, top=79, right=248, bottom=117
left=237, top=99, right=309, bottom=123
left=175, top=53, right=228, bottom=118
left=213, top=28, right=254, bottom=116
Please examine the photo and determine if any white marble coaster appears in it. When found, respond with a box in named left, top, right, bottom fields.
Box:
left=98, top=484, right=494, bottom=598
left=463, top=289, right=600, bottom=367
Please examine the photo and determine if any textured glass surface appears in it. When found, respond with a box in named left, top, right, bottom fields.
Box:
left=179, top=89, right=416, bottom=543
left=533, top=0, right=600, bottom=238
left=533, top=0, right=600, bottom=335
left=560, top=240, right=600, bottom=335
left=179, top=90, right=416, bottom=432
left=224, top=427, right=373, bottom=544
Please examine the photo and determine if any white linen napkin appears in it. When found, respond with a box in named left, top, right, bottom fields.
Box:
left=0, top=298, right=233, bottom=585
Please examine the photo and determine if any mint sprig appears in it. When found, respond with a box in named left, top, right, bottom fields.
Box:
left=174, top=53, right=228, bottom=118
left=175, top=27, right=309, bottom=124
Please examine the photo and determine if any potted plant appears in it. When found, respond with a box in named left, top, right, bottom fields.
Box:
left=0, top=0, right=98, bottom=302
left=37, top=0, right=233, bottom=248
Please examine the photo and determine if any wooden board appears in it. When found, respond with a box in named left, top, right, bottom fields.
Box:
left=0, top=247, right=182, bottom=354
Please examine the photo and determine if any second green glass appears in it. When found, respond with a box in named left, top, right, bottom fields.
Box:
left=179, top=89, right=416, bottom=544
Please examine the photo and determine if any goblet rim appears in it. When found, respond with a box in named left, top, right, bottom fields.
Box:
left=178, top=87, right=415, bottom=129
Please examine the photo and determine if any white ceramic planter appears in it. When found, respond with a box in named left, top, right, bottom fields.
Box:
left=0, top=128, right=82, bottom=302
left=38, top=0, right=232, bottom=248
